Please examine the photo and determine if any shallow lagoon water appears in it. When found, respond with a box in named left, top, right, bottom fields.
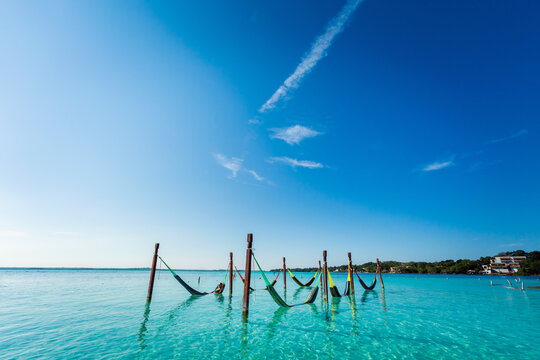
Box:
left=1, top=269, right=539, bottom=359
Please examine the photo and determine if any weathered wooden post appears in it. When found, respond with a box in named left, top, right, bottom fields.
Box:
left=242, top=234, right=253, bottom=317
left=146, top=243, right=159, bottom=302
left=323, top=250, right=328, bottom=301
left=348, top=252, right=355, bottom=295
left=229, top=252, right=233, bottom=295
left=376, top=258, right=385, bottom=290
left=283, top=257, right=287, bottom=288
left=319, top=260, right=322, bottom=287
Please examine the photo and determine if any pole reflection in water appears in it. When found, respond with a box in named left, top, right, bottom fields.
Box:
left=347, top=294, right=357, bottom=322
left=382, top=288, right=388, bottom=324
left=347, top=295, right=360, bottom=337
left=138, top=296, right=204, bottom=354
left=321, top=296, right=341, bottom=355
left=137, top=301, right=151, bottom=351
left=241, top=316, right=249, bottom=351
left=324, top=296, right=341, bottom=328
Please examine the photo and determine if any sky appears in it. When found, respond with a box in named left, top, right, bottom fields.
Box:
left=0, top=0, right=539, bottom=269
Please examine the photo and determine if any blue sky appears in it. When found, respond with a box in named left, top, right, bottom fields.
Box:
left=1, top=0, right=539, bottom=268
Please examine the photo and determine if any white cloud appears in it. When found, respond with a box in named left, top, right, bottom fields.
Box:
left=214, top=154, right=243, bottom=178
left=259, top=0, right=362, bottom=112
left=214, top=154, right=265, bottom=181
left=498, top=242, right=524, bottom=248
left=422, top=160, right=454, bottom=172
left=268, top=157, right=324, bottom=169
left=247, top=170, right=264, bottom=181
left=489, top=129, right=528, bottom=144
left=269, top=125, right=321, bottom=145
left=0, top=230, right=27, bottom=238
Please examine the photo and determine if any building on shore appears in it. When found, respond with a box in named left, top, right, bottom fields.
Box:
left=481, top=255, right=527, bottom=275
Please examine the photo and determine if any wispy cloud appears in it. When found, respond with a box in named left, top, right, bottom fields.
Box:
left=259, top=0, right=362, bottom=113
left=214, top=154, right=243, bottom=178
left=246, top=170, right=264, bottom=181
left=214, top=154, right=265, bottom=181
left=269, top=125, right=321, bottom=145
left=498, top=242, right=524, bottom=248
left=422, top=160, right=454, bottom=172
left=489, top=129, right=528, bottom=144
left=268, top=157, right=324, bottom=169
left=0, top=230, right=27, bottom=238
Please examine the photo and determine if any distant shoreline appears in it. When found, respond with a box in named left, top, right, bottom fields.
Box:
left=1, top=267, right=539, bottom=277
left=0, top=267, right=226, bottom=271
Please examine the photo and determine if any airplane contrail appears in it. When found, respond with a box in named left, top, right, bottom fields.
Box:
left=259, top=0, right=362, bottom=113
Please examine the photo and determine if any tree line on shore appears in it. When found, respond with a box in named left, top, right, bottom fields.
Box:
left=273, top=250, right=539, bottom=275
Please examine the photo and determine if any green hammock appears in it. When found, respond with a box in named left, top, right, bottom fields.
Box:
left=252, top=252, right=321, bottom=308
left=287, top=268, right=318, bottom=287
left=235, top=266, right=280, bottom=290
left=159, top=256, right=225, bottom=296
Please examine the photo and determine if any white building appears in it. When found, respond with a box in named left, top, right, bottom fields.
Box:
left=483, top=256, right=527, bottom=275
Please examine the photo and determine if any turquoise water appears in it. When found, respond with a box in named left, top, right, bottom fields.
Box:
left=1, top=269, right=539, bottom=359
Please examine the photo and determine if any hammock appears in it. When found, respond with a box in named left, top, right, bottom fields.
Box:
left=327, top=271, right=343, bottom=298
left=252, top=252, right=321, bottom=308
left=355, top=271, right=377, bottom=290
left=159, top=256, right=225, bottom=296
left=287, top=269, right=318, bottom=287
left=343, top=268, right=353, bottom=296
left=235, top=266, right=280, bottom=290
left=235, top=266, right=255, bottom=291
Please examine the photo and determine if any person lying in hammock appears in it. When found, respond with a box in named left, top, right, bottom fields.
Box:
left=213, top=282, right=225, bottom=294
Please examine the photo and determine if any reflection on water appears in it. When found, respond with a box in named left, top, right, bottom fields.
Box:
left=347, top=294, right=357, bottom=322
left=3, top=270, right=539, bottom=359
left=360, top=288, right=377, bottom=304
left=137, top=302, right=151, bottom=351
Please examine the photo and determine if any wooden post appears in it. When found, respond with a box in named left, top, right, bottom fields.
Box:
left=229, top=252, right=233, bottom=295
left=283, top=257, right=287, bottom=288
left=348, top=252, right=355, bottom=294
left=376, top=258, right=385, bottom=290
left=318, top=260, right=323, bottom=288
left=323, top=250, right=328, bottom=301
left=146, top=243, right=159, bottom=302
left=242, top=234, right=253, bottom=317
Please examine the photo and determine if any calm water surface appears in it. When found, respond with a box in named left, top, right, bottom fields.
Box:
left=1, top=269, right=539, bottom=359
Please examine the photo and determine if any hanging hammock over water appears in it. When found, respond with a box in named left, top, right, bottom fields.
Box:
left=234, top=266, right=255, bottom=291
left=159, top=256, right=225, bottom=296
left=252, top=252, right=321, bottom=308
left=327, top=271, right=345, bottom=298
left=235, top=266, right=280, bottom=290
left=287, top=269, right=318, bottom=287
left=355, top=271, right=377, bottom=290
left=342, top=267, right=354, bottom=296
